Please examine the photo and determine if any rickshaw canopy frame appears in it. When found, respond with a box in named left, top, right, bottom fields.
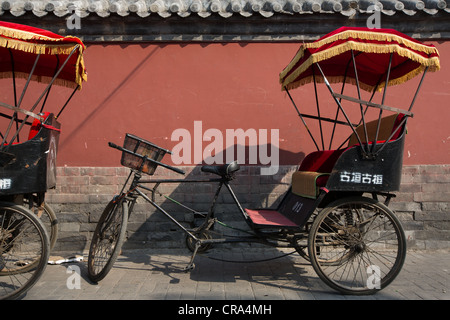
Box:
left=280, top=27, right=440, bottom=160
left=0, top=21, right=87, bottom=148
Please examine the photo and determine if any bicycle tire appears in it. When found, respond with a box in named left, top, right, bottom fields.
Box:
left=308, top=196, right=406, bottom=295
left=87, top=198, right=128, bottom=283
left=0, top=202, right=50, bottom=300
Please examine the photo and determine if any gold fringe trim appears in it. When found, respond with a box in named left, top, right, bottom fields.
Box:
left=280, top=29, right=440, bottom=82
left=0, top=25, right=85, bottom=50
left=0, top=71, right=81, bottom=90
left=281, top=40, right=440, bottom=92
left=0, top=27, right=87, bottom=89
left=305, top=29, right=439, bottom=53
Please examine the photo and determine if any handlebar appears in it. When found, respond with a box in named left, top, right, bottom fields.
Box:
left=107, top=142, right=122, bottom=150
left=108, top=142, right=185, bottom=175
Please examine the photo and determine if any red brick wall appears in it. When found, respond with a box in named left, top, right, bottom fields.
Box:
left=1, top=41, right=447, bottom=168
left=47, top=164, right=450, bottom=252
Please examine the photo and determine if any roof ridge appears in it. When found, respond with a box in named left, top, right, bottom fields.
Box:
left=0, top=0, right=447, bottom=18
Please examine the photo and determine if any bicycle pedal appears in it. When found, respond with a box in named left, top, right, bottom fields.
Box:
left=183, top=263, right=195, bottom=272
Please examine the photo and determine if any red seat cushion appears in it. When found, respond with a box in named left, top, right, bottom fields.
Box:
left=316, top=174, right=329, bottom=187
left=299, top=113, right=406, bottom=176
left=245, top=209, right=298, bottom=227
left=299, top=149, right=346, bottom=173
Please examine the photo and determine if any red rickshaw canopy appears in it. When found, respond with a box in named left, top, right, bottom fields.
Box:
left=0, top=21, right=87, bottom=89
left=280, top=27, right=440, bottom=92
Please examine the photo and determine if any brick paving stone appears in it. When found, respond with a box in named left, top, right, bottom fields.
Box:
left=18, top=247, right=450, bottom=302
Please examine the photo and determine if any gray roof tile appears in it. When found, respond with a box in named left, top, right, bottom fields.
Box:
left=0, top=0, right=447, bottom=19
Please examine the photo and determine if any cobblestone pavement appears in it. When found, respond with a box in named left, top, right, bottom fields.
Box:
left=21, top=247, right=450, bottom=301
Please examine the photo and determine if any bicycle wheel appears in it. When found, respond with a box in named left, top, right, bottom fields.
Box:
left=308, top=196, right=406, bottom=295
left=0, top=202, right=50, bottom=300
left=88, top=198, right=128, bottom=283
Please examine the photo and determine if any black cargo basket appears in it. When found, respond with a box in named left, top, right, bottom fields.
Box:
left=120, top=133, right=170, bottom=175
left=0, top=113, right=60, bottom=196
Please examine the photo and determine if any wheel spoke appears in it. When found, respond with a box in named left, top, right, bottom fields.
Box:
left=0, top=203, right=49, bottom=300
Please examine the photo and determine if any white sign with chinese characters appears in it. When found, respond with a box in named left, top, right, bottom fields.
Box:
left=0, top=178, right=12, bottom=190
left=340, top=171, right=383, bottom=185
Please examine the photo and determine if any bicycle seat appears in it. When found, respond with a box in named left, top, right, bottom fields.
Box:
left=201, top=161, right=240, bottom=178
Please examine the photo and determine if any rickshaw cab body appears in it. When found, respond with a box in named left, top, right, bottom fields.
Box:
left=246, top=113, right=407, bottom=230
left=0, top=113, right=60, bottom=197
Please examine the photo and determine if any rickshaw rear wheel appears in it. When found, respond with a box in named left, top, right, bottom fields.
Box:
left=0, top=202, right=50, bottom=300
left=308, top=196, right=406, bottom=295
left=88, top=198, right=128, bottom=283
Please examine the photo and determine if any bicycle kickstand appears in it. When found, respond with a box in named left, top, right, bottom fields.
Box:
left=184, top=239, right=202, bottom=272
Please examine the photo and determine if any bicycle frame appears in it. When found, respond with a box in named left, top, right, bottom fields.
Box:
left=115, top=166, right=307, bottom=270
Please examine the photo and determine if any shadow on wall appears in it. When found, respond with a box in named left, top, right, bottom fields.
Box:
left=58, top=45, right=162, bottom=154
left=121, top=144, right=305, bottom=250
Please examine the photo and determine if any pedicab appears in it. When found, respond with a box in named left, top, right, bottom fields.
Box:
left=277, top=26, right=440, bottom=294
left=0, top=21, right=87, bottom=300
left=88, top=27, right=439, bottom=295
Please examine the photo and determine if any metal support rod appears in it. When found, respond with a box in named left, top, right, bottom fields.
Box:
left=372, top=52, right=393, bottom=154
left=336, top=79, right=381, bottom=150
left=381, top=53, right=393, bottom=106
left=8, top=49, right=19, bottom=142
left=17, top=54, right=40, bottom=110
left=224, top=181, right=248, bottom=218
left=8, top=46, right=80, bottom=145
left=408, top=67, right=428, bottom=112
left=314, top=62, right=365, bottom=148
left=331, top=93, right=413, bottom=116
left=57, top=85, right=79, bottom=119
left=285, top=88, right=320, bottom=151
left=375, top=65, right=427, bottom=155
left=351, top=49, right=370, bottom=155
left=312, top=65, right=325, bottom=150
left=329, top=59, right=350, bottom=150
left=8, top=49, right=18, bottom=108
left=295, top=113, right=355, bottom=127
left=135, top=187, right=197, bottom=239
left=375, top=116, right=409, bottom=155
left=40, top=55, right=60, bottom=113
left=1, top=53, right=41, bottom=149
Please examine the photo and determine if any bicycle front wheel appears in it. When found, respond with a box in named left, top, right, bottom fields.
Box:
left=0, top=202, right=50, bottom=300
left=308, top=196, right=406, bottom=295
left=88, top=198, right=128, bottom=283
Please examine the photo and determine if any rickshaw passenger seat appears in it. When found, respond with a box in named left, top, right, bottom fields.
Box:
left=293, top=149, right=347, bottom=198
left=298, top=149, right=346, bottom=173
left=347, top=113, right=405, bottom=147
left=292, top=113, right=405, bottom=199
left=291, top=171, right=329, bottom=198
